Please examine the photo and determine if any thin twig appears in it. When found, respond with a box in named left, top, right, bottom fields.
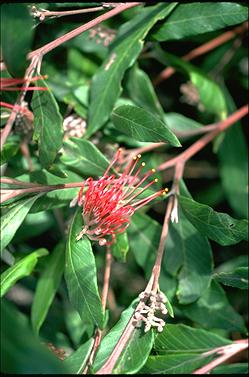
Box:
left=153, top=21, right=248, bottom=85
left=28, top=3, right=141, bottom=60
left=158, top=105, right=248, bottom=171
left=0, top=55, right=41, bottom=151
left=95, top=274, right=155, bottom=375
left=192, top=339, right=248, bottom=374
left=83, top=246, right=113, bottom=374
left=31, top=5, right=108, bottom=21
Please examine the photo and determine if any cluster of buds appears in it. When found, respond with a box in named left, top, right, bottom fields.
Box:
left=180, top=81, right=204, bottom=112
left=133, top=290, right=168, bottom=333
left=63, top=114, right=86, bottom=139
left=76, top=148, right=168, bottom=246
left=89, top=26, right=116, bottom=46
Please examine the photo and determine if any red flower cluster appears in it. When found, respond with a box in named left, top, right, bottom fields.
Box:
left=77, top=148, right=168, bottom=246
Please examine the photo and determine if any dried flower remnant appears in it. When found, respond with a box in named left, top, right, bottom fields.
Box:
left=77, top=148, right=168, bottom=246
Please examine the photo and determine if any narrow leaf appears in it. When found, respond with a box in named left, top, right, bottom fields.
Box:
left=214, top=267, right=248, bottom=289
left=92, top=299, right=154, bottom=374
left=63, top=338, right=94, bottom=374
left=152, top=3, right=248, bottom=41
left=86, top=3, right=177, bottom=137
left=31, top=243, right=65, bottom=334
left=31, top=79, right=64, bottom=169
left=217, top=86, right=248, bottom=218
left=1, top=4, right=34, bottom=76
left=61, top=138, right=110, bottom=176
left=176, top=210, right=213, bottom=304
left=1, top=300, right=69, bottom=374
left=126, top=65, right=164, bottom=118
left=180, top=195, right=248, bottom=246
left=112, top=105, right=181, bottom=146
left=111, top=231, right=129, bottom=262
left=154, top=47, right=227, bottom=118
left=154, top=324, right=232, bottom=354
left=65, top=209, right=104, bottom=328
left=141, top=353, right=213, bottom=374
left=181, top=280, right=246, bottom=333
left=0, top=194, right=43, bottom=254
left=0, top=248, right=48, bottom=297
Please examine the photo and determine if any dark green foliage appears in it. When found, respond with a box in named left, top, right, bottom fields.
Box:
left=1, top=2, right=248, bottom=375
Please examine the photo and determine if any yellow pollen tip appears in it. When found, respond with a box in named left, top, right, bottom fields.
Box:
left=141, top=162, right=146, bottom=166
left=137, top=154, right=141, bottom=159
left=154, top=178, right=158, bottom=183
left=118, top=147, right=122, bottom=152
left=161, top=191, right=166, bottom=195
left=151, top=168, right=156, bottom=173
left=164, top=188, right=169, bottom=192
left=133, top=156, right=137, bottom=160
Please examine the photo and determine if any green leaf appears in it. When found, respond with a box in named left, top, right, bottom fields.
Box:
left=31, top=243, right=65, bottom=334
left=215, top=255, right=248, bottom=274
left=179, top=195, right=248, bottom=246
left=141, top=353, right=213, bottom=374
left=164, top=112, right=202, bottom=134
left=63, top=338, right=94, bottom=374
left=177, top=212, right=213, bottom=304
left=142, top=324, right=233, bottom=373
left=214, top=267, right=248, bottom=289
left=154, top=323, right=232, bottom=354
left=0, top=140, right=19, bottom=165
left=0, top=194, right=43, bottom=254
left=111, top=231, right=129, bottom=262
left=92, top=299, right=154, bottom=374
left=152, top=3, right=248, bottom=41
left=1, top=300, right=69, bottom=374
left=61, top=138, right=110, bottom=176
left=112, top=105, right=181, bottom=146
left=217, top=86, right=248, bottom=218
left=85, top=3, right=177, bottom=137
left=211, top=363, right=249, bottom=374
left=65, top=209, right=104, bottom=328
left=1, top=4, right=34, bottom=76
left=31, top=79, right=64, bottom=169
left=181, top=280, right=246, bottom=333
left=126, top=65, right=164, bottom=118
left=154, top=47, right=227, bottom=118
left=128, top=212, right=161, bottom=273
left=0, top=248, right=48, bottom=297
left=27, top=169, right=82, bottom=213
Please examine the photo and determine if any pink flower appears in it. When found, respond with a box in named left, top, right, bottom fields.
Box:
left=77, top=148, right=168, bottom=246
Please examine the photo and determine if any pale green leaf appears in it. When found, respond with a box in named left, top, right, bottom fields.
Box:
left=0, top=248, right=48, bottom=297
left=0, top=194, right=43, bottom=254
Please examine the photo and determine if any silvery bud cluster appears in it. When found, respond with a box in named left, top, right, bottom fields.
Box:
left=63, top=114, right=86, bottom=139
left=133, top=290, right=168, bottom=333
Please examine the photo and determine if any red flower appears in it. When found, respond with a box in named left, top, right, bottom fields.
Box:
left=77, top=148, right=168, bottom=246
